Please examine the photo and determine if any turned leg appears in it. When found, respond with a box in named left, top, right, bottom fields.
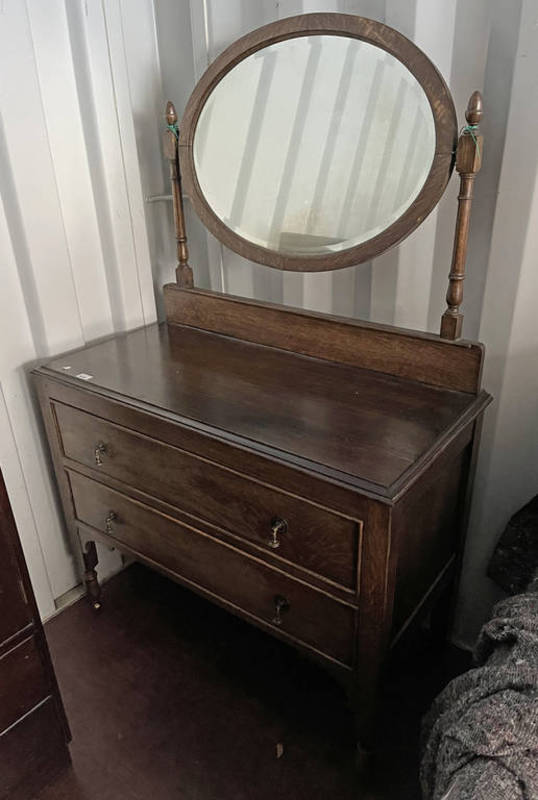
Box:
left=82, top=540, right=102, bottom=612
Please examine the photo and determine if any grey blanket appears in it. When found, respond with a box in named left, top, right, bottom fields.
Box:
left=420, top=591, right=538, bottom=800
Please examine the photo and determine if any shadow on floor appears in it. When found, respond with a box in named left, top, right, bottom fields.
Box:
left=37, top=564, right=469, bottom=800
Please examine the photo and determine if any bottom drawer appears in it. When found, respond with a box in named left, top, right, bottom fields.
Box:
left=69, top=471, right=356, bottom=666
left=0, top=636, right=49, bottom=733
left=0, top=697, right=69, bottom=800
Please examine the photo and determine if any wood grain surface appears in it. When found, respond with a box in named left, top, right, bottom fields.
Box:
left=164, top=286, right=484, bottom=393
left=39, top=322, right=479, bottom=493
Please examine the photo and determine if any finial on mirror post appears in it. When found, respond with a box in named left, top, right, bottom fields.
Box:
left=165, top=100, right=177, bottom=128
left=440, top=91, right=483, bottom=340
left=163, top=100, right=193, bottom=288
left=465, top=90, right=483, bottom=126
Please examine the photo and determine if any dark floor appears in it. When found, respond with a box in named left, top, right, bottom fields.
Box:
left=37, top=565, right=469, bottom=800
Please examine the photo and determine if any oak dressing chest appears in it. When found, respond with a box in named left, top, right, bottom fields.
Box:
left=34, top=13, right=491, bottom=758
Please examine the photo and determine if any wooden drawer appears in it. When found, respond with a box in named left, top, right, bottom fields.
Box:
left=0, top=534, right=31, bottom=647
left=69, top=471, right=356, bottom=666
left=0, top=697, right=69, bottom=800
left=0, top=636, right=49, bottom=733
left=55, top=402, right=360, bottom=590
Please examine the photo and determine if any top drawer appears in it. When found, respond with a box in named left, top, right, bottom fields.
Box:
left=53, top=402, right=360, bottom=590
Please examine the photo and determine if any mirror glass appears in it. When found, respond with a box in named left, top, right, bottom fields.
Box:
left=193, top=35, right=436, bottom=256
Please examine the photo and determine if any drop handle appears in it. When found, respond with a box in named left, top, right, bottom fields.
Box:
left=272, top=594, right=290, bottom=626
left=268, top=517, right=288, bottom=550
left=105, top=511, right=117, bottom=535
left=94, top=442, right=107, bottom=466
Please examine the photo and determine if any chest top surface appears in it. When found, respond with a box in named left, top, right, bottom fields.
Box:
left=38, top=321, right=486, bottom=499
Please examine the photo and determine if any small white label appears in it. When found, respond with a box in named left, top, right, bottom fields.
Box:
left=61, top=365, right=71, bottom=371
left=76, top=373, right=94, bottom=381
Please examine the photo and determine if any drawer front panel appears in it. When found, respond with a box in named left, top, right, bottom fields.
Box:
left=69, top=471, right=355, bottom=666
left=55, top=402, right=359, bottom=589
left=0, top=697, right=69, bottom=799
left=0, top=527, right=31, bottom=647
left=0, top=636, right=48, bottom=733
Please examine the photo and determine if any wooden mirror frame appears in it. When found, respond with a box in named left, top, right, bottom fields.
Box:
left=177, top=13, right=458, bottom=272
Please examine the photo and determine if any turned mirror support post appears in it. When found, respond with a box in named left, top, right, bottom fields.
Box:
left=440, top=91, right=483, bottom=340
left=164, top=101, right=193, bottom=288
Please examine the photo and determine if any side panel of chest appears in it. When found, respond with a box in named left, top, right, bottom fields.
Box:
left=0, top=469, right=70, bottom=797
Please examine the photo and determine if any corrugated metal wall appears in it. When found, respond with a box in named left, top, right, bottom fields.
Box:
left=0, top=0, right=160, bottom=615
left=1, top=0, right=537, bottom=645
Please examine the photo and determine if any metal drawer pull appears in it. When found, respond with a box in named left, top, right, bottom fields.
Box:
left=268, top=517, right=288, bottom=550
left=94, top=442, right=107, bottom=466
left=105, top=511, right=117, bottom=535
left=272, top=594, right=290, bottom=626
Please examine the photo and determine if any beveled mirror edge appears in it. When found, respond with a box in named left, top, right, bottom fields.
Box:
left=178, top=13, right=458, bottom=272
left=179, top=151, right=454, bottom=272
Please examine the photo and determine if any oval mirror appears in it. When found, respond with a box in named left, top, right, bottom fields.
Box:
left=179, top=15, right=457, bottom=271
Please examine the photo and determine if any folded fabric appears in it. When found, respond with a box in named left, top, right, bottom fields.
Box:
left=420, top=592, right=538, bottom=800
